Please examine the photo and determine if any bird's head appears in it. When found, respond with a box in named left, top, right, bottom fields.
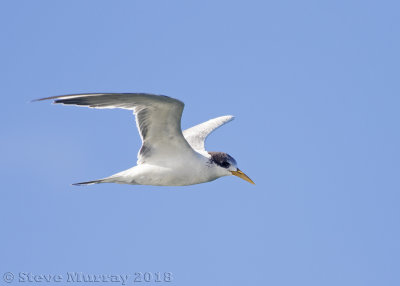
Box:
left=208, top=152, right=255, bottom=184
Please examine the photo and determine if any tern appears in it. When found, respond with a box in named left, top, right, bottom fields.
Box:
left=35, top=93, right=255, bottom=186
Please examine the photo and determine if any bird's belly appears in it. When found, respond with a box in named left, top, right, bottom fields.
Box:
left=125, top=163, right=216, bottom=186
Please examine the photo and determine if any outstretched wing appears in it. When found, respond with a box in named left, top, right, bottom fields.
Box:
left=183, top=115, right=234, bottom=152
left=34, top=93, right=197, bottom=164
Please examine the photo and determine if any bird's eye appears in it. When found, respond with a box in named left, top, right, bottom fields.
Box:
left=221, top=162, right=230, bottom=168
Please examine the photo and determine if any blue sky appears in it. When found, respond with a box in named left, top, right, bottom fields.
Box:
left=1, top=0, right=400, bottom=285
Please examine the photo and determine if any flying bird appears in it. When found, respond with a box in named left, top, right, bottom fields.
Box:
left=34, top=93, right=254, bottom=186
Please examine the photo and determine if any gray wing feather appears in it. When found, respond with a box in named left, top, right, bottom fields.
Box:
left=183, top=115, right=234, bottom=152
left=35, top=93, right=195, bottom=164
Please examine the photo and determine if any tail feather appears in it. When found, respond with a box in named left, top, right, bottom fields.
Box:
left=71, top=170, right=135, bottom=186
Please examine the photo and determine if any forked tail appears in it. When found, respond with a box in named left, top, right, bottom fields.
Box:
left=72, top=168, right=137, bottom=186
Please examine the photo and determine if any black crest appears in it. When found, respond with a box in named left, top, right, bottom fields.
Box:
left=208, top=152, right=236, bottom=168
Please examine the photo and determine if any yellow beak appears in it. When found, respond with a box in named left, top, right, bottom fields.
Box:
left=231, top=169, right=255, bottom=185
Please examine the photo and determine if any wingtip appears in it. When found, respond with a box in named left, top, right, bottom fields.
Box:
left=212, top=115, right=235, bottom=121
left=71, top=183, right=87, bottom=186
left=72, top=179, right=104, bottom=186
left=31, top=96, right=55, bottom=103
left=31, top=94, right=85, bottom=103
left=224, top=115, right=235, bottom=121
left=72, top=182, right=91, bottom=186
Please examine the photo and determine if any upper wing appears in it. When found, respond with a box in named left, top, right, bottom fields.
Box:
left=183, top=115, right=234, bottom=152
left=35, top=93, right=196, bottom=164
